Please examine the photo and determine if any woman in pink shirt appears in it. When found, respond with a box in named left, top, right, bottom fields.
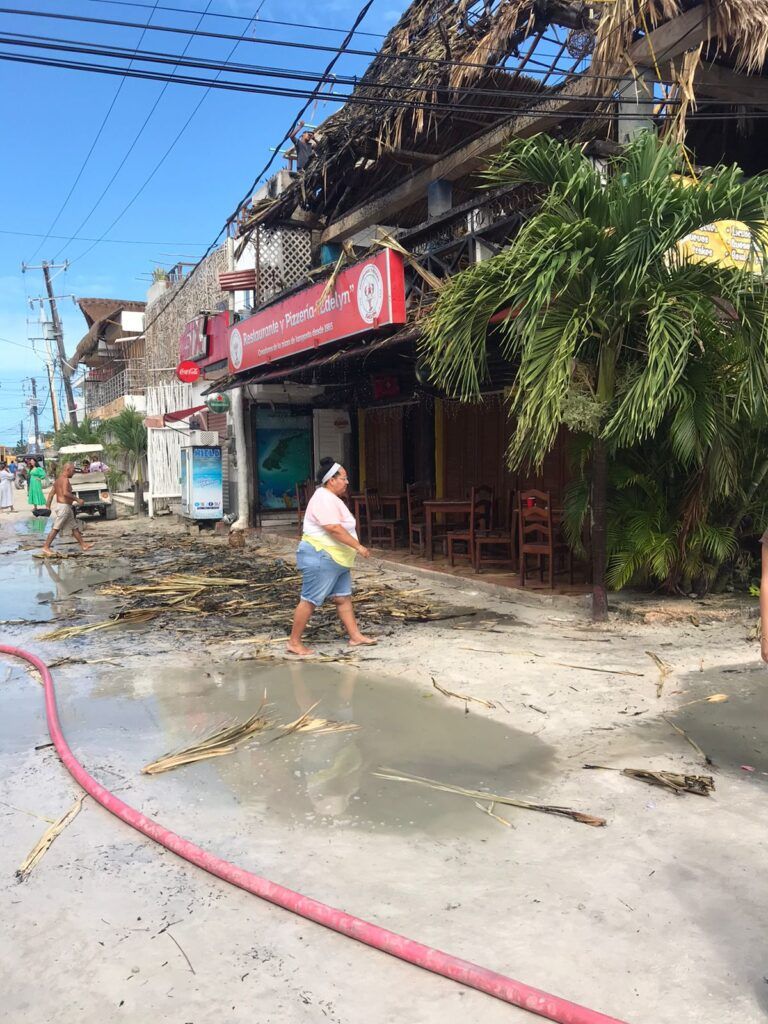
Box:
left=287, top=457, right=376, bottom=656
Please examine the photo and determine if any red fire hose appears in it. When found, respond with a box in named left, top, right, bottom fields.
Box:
left=1, top=644, right=629, bottom=1024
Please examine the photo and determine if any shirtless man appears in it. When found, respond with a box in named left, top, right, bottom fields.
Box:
left=41, top=463, right=94, bottom=556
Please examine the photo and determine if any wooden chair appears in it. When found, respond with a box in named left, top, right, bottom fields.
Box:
left=447, top=487, right=481, bottom=568
left=295, top=480, right=313, bottom=538
left=406, top=482, right=432, bottom=556
left=518, top=489, right=573, bottom=588
left=365, top=488, right=402, bottom=549
left=472, top=483, right=495, bottom=531
left=475, top=489, right=517, bottom=573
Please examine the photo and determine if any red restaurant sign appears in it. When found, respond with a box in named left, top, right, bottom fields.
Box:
left=179, top=315, right=207, bottom=361
left=228, top=249, right=406, bottom=375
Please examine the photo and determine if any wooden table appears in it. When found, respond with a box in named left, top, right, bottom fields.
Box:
left=349, top=493, right=406, bottom=542
left=422, top=499, right=471, bottom=560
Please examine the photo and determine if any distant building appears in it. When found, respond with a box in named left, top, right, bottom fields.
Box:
left=73, top=298, right=146, bottom=420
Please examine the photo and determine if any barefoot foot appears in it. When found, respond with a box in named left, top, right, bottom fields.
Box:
left=348, top=635, right=378, bottom=647
left=286, top=641, right=316, bottom=656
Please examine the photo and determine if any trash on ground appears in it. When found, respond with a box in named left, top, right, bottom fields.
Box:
left=662, top=716, right=716, bottom=767
left=548, top=662, right=645, bottom=678
left=35, top=541, right=440, bottom=644
left=677, top=693, right=729, bottom=708
left=474, top=800, right=515, bottom=829
left=270, top=702, right=360, bottom=741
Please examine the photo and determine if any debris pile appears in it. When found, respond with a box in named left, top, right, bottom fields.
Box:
left=37, top=536, right=440, bottom=645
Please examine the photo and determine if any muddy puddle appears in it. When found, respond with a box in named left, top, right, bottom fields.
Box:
left=665, top=662, right=768, bottom=775
left=612, top=661, right=768, bottom=778
left=84, top=662, right=555, bottom=834
left=0, top=549, right=125, bottom=623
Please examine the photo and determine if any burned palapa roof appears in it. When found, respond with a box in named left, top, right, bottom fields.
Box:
left=240, top=0, right=768, bottom=234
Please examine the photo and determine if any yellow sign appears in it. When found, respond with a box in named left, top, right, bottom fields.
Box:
left=678, top=220, right=763, bottom=273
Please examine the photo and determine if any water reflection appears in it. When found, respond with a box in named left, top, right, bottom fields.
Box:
left=89, top=662, right=556, bottom=835
left=288, top=663, right=363, bottom=817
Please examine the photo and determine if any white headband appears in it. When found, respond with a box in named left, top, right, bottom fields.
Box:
left=321, top=462, right=341, bottom=484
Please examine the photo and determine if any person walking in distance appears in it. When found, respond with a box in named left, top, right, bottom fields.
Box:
left=27, top=458, right=45, bottom=509
left=41, top=463, right=95, bottom=557
left=0, top=462, right=14, bottom=512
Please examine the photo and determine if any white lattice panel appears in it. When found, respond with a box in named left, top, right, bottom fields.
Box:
left=258, top=227, right=310, bottom=304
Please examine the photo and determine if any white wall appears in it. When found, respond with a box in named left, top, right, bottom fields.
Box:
left=121, top=310, right=145, bottom=332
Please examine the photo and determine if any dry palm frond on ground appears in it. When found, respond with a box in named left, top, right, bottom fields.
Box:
left=143, top=696, right=360, bottom=774
left=271, top=702, right=361, bottom=741
left=431, top=677, right=499, bottom=711
left=373, top=768, right=606, bottom=826
left=16, top=795, right=86, bottom=881
left=143, top=696, right=271, bottom=774
left=583, top=765, right=715, bottom=796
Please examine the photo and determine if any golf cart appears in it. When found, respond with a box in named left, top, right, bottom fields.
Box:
left=58, top=443, right=117, bottom=520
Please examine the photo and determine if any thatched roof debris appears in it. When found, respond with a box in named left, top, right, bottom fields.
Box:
left=240, top=0, right=768, bottom=234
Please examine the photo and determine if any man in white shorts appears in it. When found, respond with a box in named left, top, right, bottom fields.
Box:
left=41, top=463, right=95, bottom=557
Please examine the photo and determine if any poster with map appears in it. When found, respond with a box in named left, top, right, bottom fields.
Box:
left=256, top=412, right=312, bottom=510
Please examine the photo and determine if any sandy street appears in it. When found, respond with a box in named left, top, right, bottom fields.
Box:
left=1, top=495, right=766, bottom=1024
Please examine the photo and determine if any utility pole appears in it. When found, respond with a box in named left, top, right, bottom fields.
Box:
left=22, top=260, right=78, bottom=427
left=45, top=353, right=61, bottom=432
left=29, top=378, right=41, bottom=453
left=42, top=261, right=77, bottom=427
left=19, top=419, right=24, bottom=454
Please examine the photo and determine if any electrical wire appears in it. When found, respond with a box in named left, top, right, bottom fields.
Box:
left=85, top=0, right=390, bottom=39
left=135, top=0, right=377, bottom=340
left=51, top=0, right=218, bottom=262
left=0, top=334, right=48, bottom=357
left=0, top=3, right=675, bottom=85
left=24, top=0, right=164, bottom=263
left=2, top=228, right=208, bottom=244
left=1, top=48, right=759, bottom=121
left=64, top=0, right=269, bottom=268
left=0, top=29, right=674, bottom=101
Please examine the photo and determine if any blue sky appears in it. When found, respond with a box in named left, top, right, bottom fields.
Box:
left=0, top=0, right=409, bottom=443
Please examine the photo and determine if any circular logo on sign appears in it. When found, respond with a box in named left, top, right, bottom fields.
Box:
left=230, top=327, right=243, bottom=370
left=176, top=360, right=201, bottom=383
left=357, top=263, right=384, bottom=324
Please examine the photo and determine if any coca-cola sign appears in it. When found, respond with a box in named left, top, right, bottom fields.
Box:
left=176, top=360, right=202, bottom=383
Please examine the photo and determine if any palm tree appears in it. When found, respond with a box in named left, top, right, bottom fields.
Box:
left=104, top=408, right=147, bottom=516
left=422, top=131, right=768, bottom=619
left=54, top=415, right=105, bottom=450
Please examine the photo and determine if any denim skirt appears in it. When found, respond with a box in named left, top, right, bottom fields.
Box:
left=296, top=540, right=353, bottom=606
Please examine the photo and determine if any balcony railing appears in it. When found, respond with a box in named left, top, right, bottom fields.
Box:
left=84, top=363, right=146, bottom=412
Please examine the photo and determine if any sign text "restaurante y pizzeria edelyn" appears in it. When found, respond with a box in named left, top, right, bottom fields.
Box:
left=227, top=249, right=406, bottom=375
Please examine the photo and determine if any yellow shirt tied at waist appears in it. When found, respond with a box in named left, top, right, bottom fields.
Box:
left=302, top=487, right=358, bottom=567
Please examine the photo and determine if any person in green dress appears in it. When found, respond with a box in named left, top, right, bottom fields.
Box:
left=27, top=459, right=46, bottom=509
